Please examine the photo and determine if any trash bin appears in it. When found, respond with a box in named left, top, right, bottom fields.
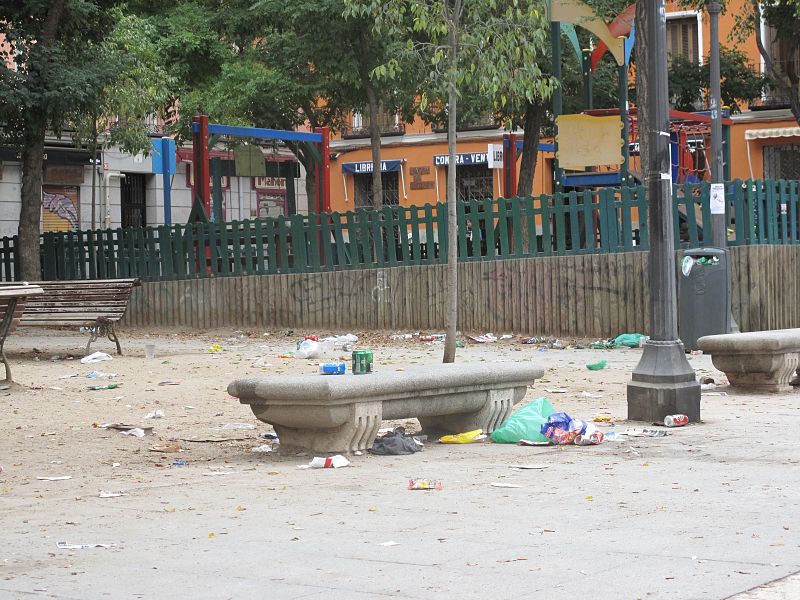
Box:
left=678, top=247, right=732, bottom=351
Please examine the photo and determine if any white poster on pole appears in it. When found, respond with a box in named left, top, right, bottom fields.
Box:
left=487, top=144, right=504, bottom=169
left=710, top=183, right=725, bottom=215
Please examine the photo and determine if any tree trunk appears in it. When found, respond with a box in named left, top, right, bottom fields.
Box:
left=19, top=124, right=46, bottom=281
left=358, top=32, right=384, bottom=207
left=442, top=0, right=461, bottom=364
left=17, top=0, right=68, bottom=281
left=751, top=0, right=800, bottom=126
left=365, top=85, right=384, bottom=208
left=517, top=100, right=543, bottom=197
left=635, top=0, right=650, bottom=174
left=304, top=160, right=318, bottom=214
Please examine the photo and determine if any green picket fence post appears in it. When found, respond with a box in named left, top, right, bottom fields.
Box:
left=539, top=194, right=553, bottom=256
left=553, top=192, right=567, bottom=255
left=731, top=179, right=745, bottom=245
left=421, top=203, right=436, bottom=263
left=789, top=180, right=799, bottom=243
left=382, top=206, right=397, bottom=266
left=579, top=190, right=595, bottom=251
left=524, top=196, right=538, bottom=256
left=327, top=213, right=346, bottom=268
left=482, top=198, right=494, bottom=260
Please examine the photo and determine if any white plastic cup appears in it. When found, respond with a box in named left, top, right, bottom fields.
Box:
left=144, top=342, right=156, bottom=360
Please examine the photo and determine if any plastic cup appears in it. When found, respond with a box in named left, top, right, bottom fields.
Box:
left=144, top=342, right=156, bottom=359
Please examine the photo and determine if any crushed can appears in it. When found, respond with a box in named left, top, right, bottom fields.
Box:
left=664, top=414, right=689, bottom=427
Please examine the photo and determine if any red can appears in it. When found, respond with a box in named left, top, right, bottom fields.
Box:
left=664, top=414, right=689, bottom=427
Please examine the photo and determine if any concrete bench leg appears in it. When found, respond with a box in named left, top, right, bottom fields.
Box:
left=712, top=352, right=800, bottom=392
left=251, top=401, right=383, bottom=454
left=418, top=388, right=520, bottom=434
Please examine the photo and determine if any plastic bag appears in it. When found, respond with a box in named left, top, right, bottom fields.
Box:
left=295, top=339, right=321, bottom=359
left=438, top=429, right=486, bottom=444
left=491, top=398, right=556, bottom=444
left=540, top=411, right=587, bottom=445
left=81, top=352, right=113, bottom=364
left=370, top=428, right=422, bottom=455
left=586, top=360, right=608, bottom=370
left=612, top=333, right=646, bottom=348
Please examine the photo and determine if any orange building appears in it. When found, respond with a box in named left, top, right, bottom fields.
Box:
left=328, top=0, right=798, bottom=215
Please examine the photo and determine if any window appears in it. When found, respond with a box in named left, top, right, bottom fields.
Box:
left=666, top=16, right=699, bottom=63
left=345, top=108, right=403, bottom=138
left=121, top=174, right=147, bottom=228
left=456, top=165, right=494, bottom=202
left=354, top=172, right=400, bottom=208
left=764, top=144, right=800, bottom=180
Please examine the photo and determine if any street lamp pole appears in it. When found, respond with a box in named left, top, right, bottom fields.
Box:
left=709, top=0, right=725, bottom=248
left=627, top=0, right=701, bottom=422
left=708, top=0, right=738, bottom=333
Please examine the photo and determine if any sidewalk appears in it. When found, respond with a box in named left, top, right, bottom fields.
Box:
left=1, top=329, right=798, bottom=599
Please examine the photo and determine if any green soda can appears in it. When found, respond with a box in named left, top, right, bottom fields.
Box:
left=364, top=350, right=373, bottom=373
left=352, top=350, right=368, bottom=374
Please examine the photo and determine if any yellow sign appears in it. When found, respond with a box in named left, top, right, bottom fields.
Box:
left=556, top=114, right=624, bottom=169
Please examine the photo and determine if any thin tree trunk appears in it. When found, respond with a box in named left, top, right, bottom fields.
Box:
left=17, top=0, right=67, bottom=280
left=635, top=0, right=649, bottom=174
left=366, top=89, right=383, bottom=208
left=517, top=100, right=543, bottom=197
left=19, top=124, right=46, bottom=281
left=358, top=32, right=384, bottom=207
left=751, top=0, right=800, bottom=125
left=442, top=0, right=460, bottom=364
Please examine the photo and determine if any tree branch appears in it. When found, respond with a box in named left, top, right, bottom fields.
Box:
left=752, top=0, right=792, bottom=97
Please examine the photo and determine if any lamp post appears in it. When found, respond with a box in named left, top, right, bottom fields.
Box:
left=708, top=0, right=725, bottom=247
left=627, top=0, right=701, bottom=422
left=709, top=0, right=737, bottom=333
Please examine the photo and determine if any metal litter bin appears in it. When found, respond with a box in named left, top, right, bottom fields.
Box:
left=678, top=247, right=732, bottom=351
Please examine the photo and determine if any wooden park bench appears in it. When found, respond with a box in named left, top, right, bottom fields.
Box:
left=228, top=362, right=544, bottom=453
left=14, top=279, right=141, bottom=355
left=0, top=283, right=44, bottom=382
left=698, top=329, right=800, bottom=392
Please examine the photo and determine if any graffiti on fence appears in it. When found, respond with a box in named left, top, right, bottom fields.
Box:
left=372, top=270, right=391, bottom=305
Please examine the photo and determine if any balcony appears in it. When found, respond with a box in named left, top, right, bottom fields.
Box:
left=341, top=112, right=405, bottom=139
left=432, top=113, right=499, bottom=133
left=762, top=58, right=800, bottom=108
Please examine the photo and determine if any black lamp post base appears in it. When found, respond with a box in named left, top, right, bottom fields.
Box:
left=627, top=340, right=701, bottom=422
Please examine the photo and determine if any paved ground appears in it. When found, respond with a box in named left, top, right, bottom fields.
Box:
left=1, top=328, right=799, bottom=600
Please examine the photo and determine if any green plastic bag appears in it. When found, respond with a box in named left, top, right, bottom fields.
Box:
left=491, top=398, right=556, bottom=443
left=612, top=333, right=645, bottom=348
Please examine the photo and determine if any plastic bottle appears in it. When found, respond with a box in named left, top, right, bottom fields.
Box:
left=664, top=414, right=689, bottom=427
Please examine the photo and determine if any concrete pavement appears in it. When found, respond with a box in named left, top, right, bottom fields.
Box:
left=1, top=330, right=799, bottom=599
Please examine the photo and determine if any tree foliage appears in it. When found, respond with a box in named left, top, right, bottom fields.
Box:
left=0, top=1, right=125, bottom=278
left=668, top=48, right=764, bottom=113
left=72, top=9, right=174, bottom=156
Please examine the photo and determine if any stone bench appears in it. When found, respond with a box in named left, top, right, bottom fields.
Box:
left=697, top=329, right=800, bottom=392
left=227, top=362, right=544, bottom=453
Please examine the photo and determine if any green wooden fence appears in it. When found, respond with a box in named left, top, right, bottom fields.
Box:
left=0, top=179, right=798, bottom=283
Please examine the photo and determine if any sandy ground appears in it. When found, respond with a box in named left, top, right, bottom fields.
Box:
left=0, top=327, right=660, bottom=485
left=2, top=327, right=800, bottom=600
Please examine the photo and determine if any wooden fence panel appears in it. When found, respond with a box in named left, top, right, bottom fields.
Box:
left=123, top=246, right=800, bottom=339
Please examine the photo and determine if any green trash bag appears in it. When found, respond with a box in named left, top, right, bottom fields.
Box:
left=612, top=333, right=645, bottom=348
left=491, top=398, right=556, bottom=444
